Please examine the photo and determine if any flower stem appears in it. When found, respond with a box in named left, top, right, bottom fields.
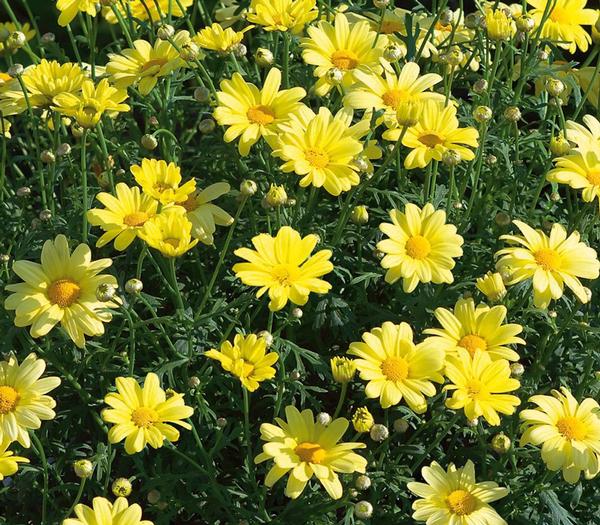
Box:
left=332, top=382, right=348, bottom=419
left=81, top=129, right=88, bottom=242
left=31, top=432, right=49, bottom=525
left=242, top=387, right=253, bottom=474
left=62, top=477, right=86, bottom=522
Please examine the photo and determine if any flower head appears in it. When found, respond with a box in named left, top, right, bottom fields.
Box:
left=476, top=271, right=507, bottom=302
left=194, top=23, right=252, bottom=53
left=566, top=114, right=600, bottom=150
left=63, top=496, right=153, bottom=525
left=138, top=209, right=199, bottom=257
left=352, top=407, right=374, bottom=433
left=131, top=158, right=196, bottom=205
left=56, top=0, right=97, bottom=27
left=0, top=438, right=29, bottom=480
left=330, top=356, right=356, bottom=384
left=485, top=9, right=516, bottom=40
left=248, top=0, right=318, bottom=34
left=103, top=0, right=192, bottom=23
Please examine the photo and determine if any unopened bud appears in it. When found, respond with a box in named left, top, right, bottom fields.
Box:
left=73, top=459, right=94, bottom=478
left=370, top=423, right=389, bottom=442
left=240, top=179, right=258, bottom=196
left=56, top=143, right=71, bottom=156
left=198, top=118, right=216, bottom=134
left=188, top=376, right=200, bottom=388
left=473, top=105, right=493, bottom=123
left=545, top=78, right=565, bottom=97
left=96, top=282, right=117, bottom=302
left=494, top=212, right=511, bottom=227
left=112, top=478, right=132, bottom=497
left=40, top=150, right=55, bottom=164
left=383, top=43, right=405, bottom=62
left=326, top=67, right=344, bottom=84
left=7, top=64, right=23, bottom=77
left=503, top=106, right=521, bottom=122
left=193, top=86, right=210, bottom=103
left=255, top=48, right=274, bottom=67
left=472, top=78, right=488, bottom=94
left=157, top=24, right=175, bottom=40
left=515, top=14, right=535, bottom=33
left=393, top=418, right=409, bottom=433
left=355, top=475, right=371, bottom=490
left=289, top=370, right=301, bottom=381
left=491, top=432, right=511, bottom=454
left=147, top=489, right=161, bottom=504
left=180, top=42, right=200, bottom=62
left=39, top=209, right=52, bottom=221
left=316, top=412, right=332, bottom=426
left=16, top=186, right=31, bottom=197
left=41, top=32, right=55, bottom=44
left=231, top=42, right=247, bottom=57
left=141, top=134, right=158, bottom=150
left=265, top=184, right=287, bottom=207
left=550, top=133, right=571, bottom=156
left=442, top=150, right=461, bottom=166
left=125, top=278, right=143, bottom=294
left=510, top=362, right=525, bottom=377
left=354, top=501, right=373, bottom=519
left=216, top=416, right=227, bottom=428
left=258, top=330, right=273, bottom=347
left=350, top=205, right=369, bottom=225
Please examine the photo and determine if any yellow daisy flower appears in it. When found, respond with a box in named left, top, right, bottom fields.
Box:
left=52, top=78, right=130, bottom=128
left=131, top=158, right=196, bottom=205
left=56, top=0, right=97, bottom=27
left=402, top=101, right=479, bottom=169
left=300, top=13, right=387, bottom=96
left=520, top=387, right=600, bottom=483
left=423, top=297, right=525, bottom=363
left=445, top=349, right=521, bottom=426
left=247, top=0, right=319, bottom=34
left=476, top=271, right=508, bottom=302
left=407, top=460, right=509, bottom=525
left=495, top=220, right=600, bottom=309
left=194, top=22, right=252, bottom=53
left=254, top=405, right=367, bottom=499
left=4, top=235, right=118, bottom=348
left=0, top=438, right=29, bottom=480
left=377, top=203, right=464, bottom=293
left=233, top=226, right=333, bottom=311
left=138, top=209, right=199, bottom=257
left=87, top=183, right=158, bottom=251
left=205, top=333, right=279, bottom=391
left=348, top=321, right=445, bottom=411
left=0, top=22, right=35, bottom=55
left=0, top=353, right=60, bottom=448
left=103, top=0, right=192, bottom=24
left=213, top=68, right=306, bottom=156
left=102, top=373, right=193, bottom=455
left=63, top=496, right=153, bottom=525
left=566, top=114, right=600, bottom=150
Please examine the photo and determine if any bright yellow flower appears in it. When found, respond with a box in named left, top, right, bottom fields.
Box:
left=301, top=13, right=387, bottom=96
left=205, top=333, right=278, bottom=391
left=377, top=203, right=464, bottom=292
left=401, top=101, right=479, bottom=169
left=408, top=460, right=509, bottom=525
left=520, top=387, right=600, bottom=483
left=352, top=407, right=374, bottom=433
left=56, top=0, right=97, bottom=27
left=194, top=22, right=252, bottom=53
left=445, top=349, right=521, bottom=426
left=213, top=68, right=306, bottom=156
left=131, top=158, right=196, bottom=205
left=485, top=8, right=516, bottom=40
left=63, top=496, right=153, bottom=525
left=254, top=406, right=367, bottom=499
left=476, top=271, right=508, bottom=302
left=233, top=226, right=333, bottom=311
left=0, top=438, right=29, bottom=480
left=247, top=0, right=318, bottom=34
left=527, top=0, right=597, bottom=53
left=0, top=22, right=35, bottom=55
left=52, top=78, right=129, bottom=128
left=330, top=356, right=356, bottom=384
left=348, top=321, right=445, bottom=411
left=0, top=353, right=60, bottom=448
left=87, top=183, right=158, bottom=251
left=495, top=220, right=600, bottom=309
left=4, top=235, right=118, bottom=348
left=103, top=373, right=193, bottom=455
left=566, top=114, right=600, bottom=150
left=138, top=209, right=199, bottom=257
left=103, top=0, right=192, bottom=24
left=423, top=297, right=524, bottom=363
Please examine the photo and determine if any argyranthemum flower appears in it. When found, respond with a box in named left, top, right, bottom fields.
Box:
left=445, top=349, right=521, bottom=426
left=0, top=438, right=29, bottom=480
left=407, top=460, right=509, bottom=525
left=194, top=22, right=252, bottom=53
left=233, top=226, right=333, bottom=311
left=402, top=101, right=479, bottom=168
left=566, top=114, right=600, bottom=149
left=348, top=321, right=445, bottom=411
left=423, top=297, right=524, bottom=362
left=495, top=220, right=600, bottom=309
left=377, top=203, right=464, bottom=293
left=87, top=183, right=158, bottom=251
left=138, top=209, right=199, bottom=257
left=4, top=235, right=118, bottom=348
left=476, top=271, right=508, bottom=302
left=254, top=406, right=367, bottom=499
left=213, top=68, right=306, bottom=156
left=56, top=0, right=97, bottom=27
left=527, top=0, right=597, bottom=54
left=63, top=496, right=153, bottom=525
left=52, top=78, right=129, bottom=128
left=0, top=22, right=35, bottom=55
left=205, top=333, right=278, bottom=391
left=0, top=353, right=60, bottom=448
left=103, top=0, right=192, bottom=23
left=247, top=0, right=318, bottom=34
left=131, top=158, right=196, bottom=205
left=301, top=13, right=387, bottom=96
left=520, top=387, right=600, bottom=483
left=103, top=373, right=193, bottom=455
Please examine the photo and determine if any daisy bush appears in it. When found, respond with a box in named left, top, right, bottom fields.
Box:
left=1, top=0, right=600, bottom=523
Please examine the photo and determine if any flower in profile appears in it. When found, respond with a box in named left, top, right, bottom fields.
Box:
left=485, top=8, right=516, bottom=40
left=255, top=406, right=367, bottom=499
left=520, top=387, right=600, bottom=483
left=0, top=438, right=29, bottom=480
left=4, top=235, right=118, bottom=348
left=139, top=209, right=199, bottom=257
left=377, top=203, right=464, bottom=292
left=301, top=13, right=387, bottom=96
left=348, top=321, right=445, bottom=411
left=423, top=297, right=524, bottom=363
left=52, top=78, right=129, bottom=128
left=407, top=460, right=509, bottom=524
left=352, top=407, right=374, bottom=433
left=103, top=373, right=193, bottom=455
left=103, top=0, right=192, bottom=23
left=330, top=356, right=356, bottom=384
left=213, top=68, right=306, bottom=156
left=247, top=0, right=319, bottom=34
left=566, top=114, right=600, bottom=150
left=476, top=272, right=507, bottom=302
left=445, top=349, right=520, bottom=426
left=233, top=226, right=333, bottom=311
left=402, top=101, right=479, bottom=169
left=194, top=22, right=252, bottom=53
left=56, top=0, right=97, bottom=27
left=131, top=158, right=196, bottom=205
left=205, top=333, right=278, bottom=391
left=0, top=22, right=35, bottom=55
left=63, top=496, right=153, bottom=525
left=495, top=220, right=600, bottom=308
left=87, top=183, right=158, bottom=251
left=0, top=353, right=60, bottom=448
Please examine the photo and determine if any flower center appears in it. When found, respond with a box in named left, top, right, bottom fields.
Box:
left=163, top=237, right=181, bottom=248
left=294, top=442, right=327, bottom=464
left=272, top=265, right=297, bottom=286
left=181, top=194, right=199, bottom=212
left=141, top=57, right=168, bottom=73
left=405, top=235, right=431, bottom=260
left=381, top=356, right=409, bottom=381
left=153, top=182, right=173, bottom=192
left=382, top=89, right=409, bottom=108
left=305, top=149, right=329, bottom=168
left=446, top=489, right=477, bottom=516
left=232, top=358, right=255, bottom=378
left=0, top=386, right=19, bottom=414
left=458, top=334, right=487, bottom=357
left=549, top=6, right=569, bottom=23
left=534, top=248, right=561, bottom=271
left=556, top=416, right=587, bottom=441
left=418, top=133, right=445, bottom=147
left=331, top=50, right=359, bottom=70
left=48, top=279, right=81, bottom=308
left=466, top=379, right=484, bottom=397
left=82, top=102, right=100, bottom=118
left=131, top=407, right=158, bottom=428
left=247, top=105, right=275, bottom=125
left=587, top=170, right=600, bottom=186
left=435, top=21, right=453, bottom=32
left=380, top=21, right=404, bottom=34
left=123, top=211, right=149, bottom=227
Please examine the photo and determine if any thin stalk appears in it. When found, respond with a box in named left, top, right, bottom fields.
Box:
left=81, top=130, right=89, bottom=242
left=332, top=383, right=348, bottom=419
left=31, top=433, right=49, bottom=525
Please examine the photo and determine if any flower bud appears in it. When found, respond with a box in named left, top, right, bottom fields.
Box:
left=240, top=179, right=258, bottom=196
left=355, top=475, right=371, bottom=490
left=503, top=106, right=521, bottom=122
left=396, top=99, right=420, bottom=127
left=494, top=212, right=511, bottom=227
left=550, top=133, right=571, bottom=156
left=442, top=150, right=461, bottom=167
left=383, top=43, right=405, bottom=62
left=188, top=376, right=200, bottom=388
left=330, top=356, right=356, bottom=383
left=291, top=307, right=303, bottom=319
left=476, top=272, right=507, bottom=302
left=467, top=417, right=479, bottom=427
left=147, top=489, right=161, bottom=504
left=39, top=209, right=52, bottom=221
left=354, top=501, right=373, bottom=519
left=141, top=134, right=158, bottom=150
left=56, top=143, right=72, bottom=157
left=550, top=191, right=561, bottom=202
left=265, top=184, right=287, bottom=207
left=180, top=42, right=200, bottom=62
left=510, top=362, right=525, bottom=377
left=350, top=205, right=369, bottom=225
left=16, top=186, right=31, bottom=197
left=352, top=407, right=374, bottom=433
left=545, top=78, right=565, bottom=97
left=73, top=459, right=94, bottom=478
left=216, top=417, right=227, bottom=428
left=445, top=46, right=463, bottom=67
left=486, top=9, right=515, bottom=41
left=0, top=254, right=9, bottom=264
left=231, top=42, right=247, bottom=58
left=112, top=478, right=132, bottom=497
left=537, top=49, right=549, bottom=61
left=548, top=310, right=558, bottom=318
left=258, top=330, right=273, bottom=347
left=198, top=118, right=216, bottom=134
left=7, top=64, right=23, bottom=77
left=157, top=24, right=175, bottom=40
left=71, top=123, right=84, bottom=138
left=515, top=14, right=535, bottom=33
left=289, top=370, right=301, bottom=381
left=473, top=105, right=492, bottom=123
left=41, top=32, right=55, bottom=44
left=316, top=412, right=332, bottom=426
left=193, top=86, right=210, bottom=103
left=125, top=278, right=143, bottom=294
left=255, top=47, right=274, bottom=67
left=353, top=155, right=370, bottom=173
left=472, top=78, right=488, bottom=94
left=326, top=67, right=344, bottom=84
left=465, top=12, right=483, bottom=29
left=40, top=150, right=55, bottom=164
left=7, top=31, right=26, bottom=50
left=373, top=0, right=390, bottom=7
left=96, top=282, right=117, bottom=302
left=440, top=9, right=454, bottom=26
left=370, top=423, right=389, bottom=442
left=486, top=154, right=497, bottom=165
left=491, top=432, right=511, bottom=454
left=393, top=418, right=409, bottom=433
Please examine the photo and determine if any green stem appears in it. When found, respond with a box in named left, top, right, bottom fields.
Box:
left=81, top=130, right=88, bottom=242
left=242, top=387, right=253, bottom=472
left=31, top=432, right=49, bottom=525
left=62, top=477, right=86, bottom=521
left=332, top=383, right=348, bottom=419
